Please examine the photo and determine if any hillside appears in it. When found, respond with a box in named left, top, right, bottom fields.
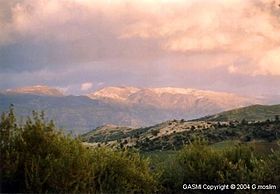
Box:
left=82, top=118, right=280, bottom=151
left=0, top=94, right=165, bottom=134
left=199, top=104, right=280, bottom=122
left=82, top=104, right=280, bottom=151
left=82, top=119, right=213, bottom=148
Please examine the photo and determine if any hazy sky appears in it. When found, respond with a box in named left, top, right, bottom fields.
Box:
left=0, top=0, right=280, bottom=95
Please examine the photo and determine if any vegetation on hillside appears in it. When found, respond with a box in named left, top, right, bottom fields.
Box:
left=199, top=104, right=280, bottom=122
left=1, top=107, right=280, bottom=193
left=0, top=107, right=158, bottom=193
left=160, top=140, right=280, bottom=193
left=82, top=117, right=280, bottom=152
left=135, top=118, right=280, bottom=151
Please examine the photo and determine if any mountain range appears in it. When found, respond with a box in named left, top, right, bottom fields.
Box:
left=0, top=85, right=277, bottom=134
left=5, top=85, right=64, bottom=97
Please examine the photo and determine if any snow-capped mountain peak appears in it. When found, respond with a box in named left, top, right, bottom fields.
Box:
left=87, top=86, right=140, bottom=101
left=87, top=86, right=258, bottom=111
left=6, top=85, right=64, bottom=96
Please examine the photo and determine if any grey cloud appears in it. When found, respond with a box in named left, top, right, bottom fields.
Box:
left=0, top=0, right=279, bottom=97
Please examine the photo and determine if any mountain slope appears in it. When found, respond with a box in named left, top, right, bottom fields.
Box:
left=88, top=86, right=140, bottom=101
left=82, top=118, right=280, bottom=151
left=198, top=104, right=280, bottom=122
left=88, top=86, right=258, bottom=117
left=82, top=106, right=280, bottom=151
left=0, top=94, right=166, bottom=133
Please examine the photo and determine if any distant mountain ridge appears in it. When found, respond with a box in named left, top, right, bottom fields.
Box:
left=0, top=85, right=269, bottom=133
left=88, top=87, right=140, bottom=101
left=5, top=85, right=64, bottom=97
left=88, top=86, right=258, bottom=111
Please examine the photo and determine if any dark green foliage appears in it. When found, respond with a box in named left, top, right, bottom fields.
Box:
left=265, top=150, right=280, bottom=184
left=0, top=108, right=158, bottom=193
left=241, top=118, right=248, bottom=125
left=159, top=140, right=280, bottom=192
left=89, top=148, right=158, bottom=193
left=275, top=115, right=279, bottom=122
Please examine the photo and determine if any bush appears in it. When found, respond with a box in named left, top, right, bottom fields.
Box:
left=0, top=107, right=158, bottom=193
left=160, top=140, right=280, bottom=192
left=151, top=129, right=160, bottom=136
left=89, top=148, right=158, bottom=193
left=261, top=150, right=280, bottom=184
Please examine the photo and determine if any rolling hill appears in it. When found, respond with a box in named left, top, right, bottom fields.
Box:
left=199, top=104, right=280, bottom=122
left=82, top=104, right=280, bottom=151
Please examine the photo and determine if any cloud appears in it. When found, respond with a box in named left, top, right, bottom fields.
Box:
left=0, top=0, right=165, bottom=73
left=120, top=0, right=280, bottom=75
left=0, top=0, right=279, bottom=96
left=257, top=47, right=280, bottom=76
left=81, top=82, right=93, bottom=91
left=0, top=0, right=278, bottom=75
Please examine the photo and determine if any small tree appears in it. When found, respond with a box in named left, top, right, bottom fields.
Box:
left=190, top=126, right=195, bottom=131
left=241, top=119, right=248, bottom=125
left=275, top=115, right=279, bottom=122
left=151, top=129, right=160, bottom=136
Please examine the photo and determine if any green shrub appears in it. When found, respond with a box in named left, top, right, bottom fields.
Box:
left=160, top=140, right=280, bottom=192
left=89, top=148, right=158, bottom=193
left=260, top=150, right=280, bottom=184
left=177, top=140, right=225, bottom=184
left=0, top=107, right=158, bottom=193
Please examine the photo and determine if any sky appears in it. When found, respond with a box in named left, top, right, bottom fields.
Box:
left=0, top=0, right=280, bottom=96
